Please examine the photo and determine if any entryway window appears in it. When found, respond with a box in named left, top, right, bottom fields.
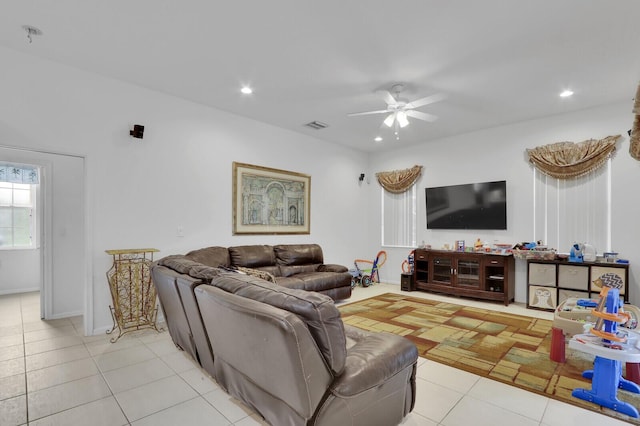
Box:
left=0, top=163, right=39, bottom=249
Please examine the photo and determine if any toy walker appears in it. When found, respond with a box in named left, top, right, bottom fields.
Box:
left=569, top=281, right=640, bottom=418
left=350, top=250, right=387, bottom=288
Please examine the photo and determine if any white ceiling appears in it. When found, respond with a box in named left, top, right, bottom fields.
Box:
left=2, top=1, right=639, bottom=152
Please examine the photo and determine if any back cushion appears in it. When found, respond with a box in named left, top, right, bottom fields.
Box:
left=210, top=273, right=346, bottom=375
left=229, top=245, right=276, bottom=268
left=185, top=246, right=230, bottom=268
left=158, top=255, right=202, bottom=274
left=280, top=264, right=320, bottom=277
left=274, top=244, right=324, bottom=266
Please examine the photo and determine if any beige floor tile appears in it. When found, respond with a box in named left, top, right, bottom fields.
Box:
left=541, top=399, right=632, bottom=426
left=27, top=374, right=111, bottom=421
left=114, top=375, right=198, bottom=421
left=0, top=357, right=25, bottom=380
left=85, top=336, right=143, bottom=357
left=400, top=412, right=438, bottom=426
left=145, top=338, right=180, bottom=357
left=29, top=396, right=128, bottom=426
left=23, top=318, right=73, bottom=333
left=0, top=334, right=23, bottom=347
left=411, top=377, right=464, bottom=423
left=23, top=325, right=78, bottom=343
left=0, top=325, right=23, bottom=337
left=179, top=368, right=220, bottom=395
left=25, top=344, right=90, bottom=371
left=233, top=414, right=270, bottom=426
left=202, top=388, right=255, bottom=424
left=0, top=395, right=26, bottom=426
left=0, top=344, right=24, bottom=362
left=93, top=344, right=157, bottom=373
left=131, top=396, right=230, bottom=426
left=467, top=377, right=548, bottom=421
left=417, top=359, right=480, bottom=394
left=441, top=395, right=539, bottom=426
left=0, top=373, right=26, bottom=400
left=102, top=357, right=174, bottom=393
left=27, top=357, right=99, bottom=392
left=24, top=335, right=84, bottom=356
left=160, top=350, right=199, bottom=373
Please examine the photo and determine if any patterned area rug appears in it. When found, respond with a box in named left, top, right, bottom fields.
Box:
left=338, top=292, right=640, bottom=424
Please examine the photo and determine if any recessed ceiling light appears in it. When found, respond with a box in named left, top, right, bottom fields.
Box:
left=560, top=89, right=574, bottom=98
left=240, top=86, right=253, bottom=95
left=374, top=136, right=383, bottom=142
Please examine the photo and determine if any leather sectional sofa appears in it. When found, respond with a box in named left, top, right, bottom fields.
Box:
left=151, top=244, right=419, bottom=425
left=160, top=243, right=352, bottom=301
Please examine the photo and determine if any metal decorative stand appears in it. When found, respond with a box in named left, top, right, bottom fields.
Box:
left=105, top=248, right=162, bottom=342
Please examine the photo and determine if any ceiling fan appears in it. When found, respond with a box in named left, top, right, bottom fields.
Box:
left=348, top=83, right=445, bottom=139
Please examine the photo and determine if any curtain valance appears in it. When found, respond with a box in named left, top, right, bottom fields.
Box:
left=0, top=163, right=40, bottom=184
left=375, top=165, right=423, bottom=193
left=526, top=135, right=619, bottom=179
left=630, top=82, right=640, bottom=161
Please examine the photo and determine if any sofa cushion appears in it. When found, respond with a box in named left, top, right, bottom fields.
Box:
left=275, top=244, right=324, bottom=266
left=188, top=265, right=225, bottom=281
left=158, top=255, right=202, bottom=274
left=229, top=245, right=276, bottom=268
left=210, top=273, right=346, bottom=375
left=185, top=246, right=230, bottom=268
left=280, top=263, right=320, bottom=277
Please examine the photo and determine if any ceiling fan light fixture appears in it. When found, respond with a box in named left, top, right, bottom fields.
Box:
left=383, top=113, right=396, bottom=127
left=397, top=111, right=409, bottom=128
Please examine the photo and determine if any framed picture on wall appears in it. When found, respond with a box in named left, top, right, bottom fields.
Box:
left=232, top=162, right=310, bottom=235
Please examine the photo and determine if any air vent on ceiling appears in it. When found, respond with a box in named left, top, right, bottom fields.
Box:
left=304, top=121, right=328, bottom=130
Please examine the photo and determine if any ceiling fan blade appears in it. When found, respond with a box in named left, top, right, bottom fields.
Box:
left=381, top=90, right=397, bottom=106
left=406, top=110, right=438, bottom=122
left=405, top=93, right=447, bottom=109
left=347, top=109, right=390, bottom=117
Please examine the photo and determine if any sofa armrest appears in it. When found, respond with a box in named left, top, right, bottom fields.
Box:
left=330, top=325, right=418, bottom=397
left=317, top=264, right=348, bottom=273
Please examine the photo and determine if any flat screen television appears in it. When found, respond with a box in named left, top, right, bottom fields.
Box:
left=425, top=180, right=507, bottom=230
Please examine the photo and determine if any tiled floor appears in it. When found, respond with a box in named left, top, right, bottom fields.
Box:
left=0, top=285, right=632, bottom=425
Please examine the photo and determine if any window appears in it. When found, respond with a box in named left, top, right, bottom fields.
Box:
left=0, top=182, right=36, bottom=248
left=532, top=159, right=610, bottom=253
left=381, top=185, right=417, bottom=247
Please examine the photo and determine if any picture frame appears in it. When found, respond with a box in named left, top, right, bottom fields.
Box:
left=232, top=162, right=310, bottom=235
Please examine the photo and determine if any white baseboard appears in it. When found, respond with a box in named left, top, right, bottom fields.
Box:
left=0, top=287, right=39, bottom=296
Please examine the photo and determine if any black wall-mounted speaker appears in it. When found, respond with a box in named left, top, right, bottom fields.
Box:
left=130, top=124, right=144, bottom=139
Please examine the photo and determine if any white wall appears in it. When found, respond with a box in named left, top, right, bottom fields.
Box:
left=369, top=102, right=640, bottom=305
left=0, top=46, right=370, bottom=334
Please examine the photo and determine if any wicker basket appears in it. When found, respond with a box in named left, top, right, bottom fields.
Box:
left=512, top=249, right=556, bottom=260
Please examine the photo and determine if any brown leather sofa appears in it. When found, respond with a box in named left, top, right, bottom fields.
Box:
left=151, top=262, right=419, bottom=426
left=161, top=243, right=352, bottom=301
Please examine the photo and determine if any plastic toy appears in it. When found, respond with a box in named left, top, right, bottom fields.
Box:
left=401, top=250, right=415, bottom=274
left=569, top=284, right=640, bottom=418
left=350, top=250, right=387, bottom=288
left=569, top=243, right=584, bottom=262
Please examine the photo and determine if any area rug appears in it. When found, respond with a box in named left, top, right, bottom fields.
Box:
left=338, top=292, right=640, bottom=424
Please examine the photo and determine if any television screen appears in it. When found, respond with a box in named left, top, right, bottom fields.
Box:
left=425, top=180, right=507, bottom=230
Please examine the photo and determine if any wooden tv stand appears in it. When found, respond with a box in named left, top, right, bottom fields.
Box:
left=413, top=249, right=515, bottom=306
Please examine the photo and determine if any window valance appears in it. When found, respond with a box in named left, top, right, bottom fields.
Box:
left=375, top=165, right=423, bottom=193
left=630, top=82, right=640, bottom=161
left=0, top=163, right=40, bottom=184
left=526, top=135, right=619, bottom=179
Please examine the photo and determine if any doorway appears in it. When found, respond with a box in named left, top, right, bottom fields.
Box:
left=0, top=146, right=87, bottom=331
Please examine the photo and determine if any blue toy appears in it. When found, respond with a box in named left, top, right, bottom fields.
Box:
left=569, top=285, right=640, bottom=418
left=569, top=243, right=584, bottom=263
